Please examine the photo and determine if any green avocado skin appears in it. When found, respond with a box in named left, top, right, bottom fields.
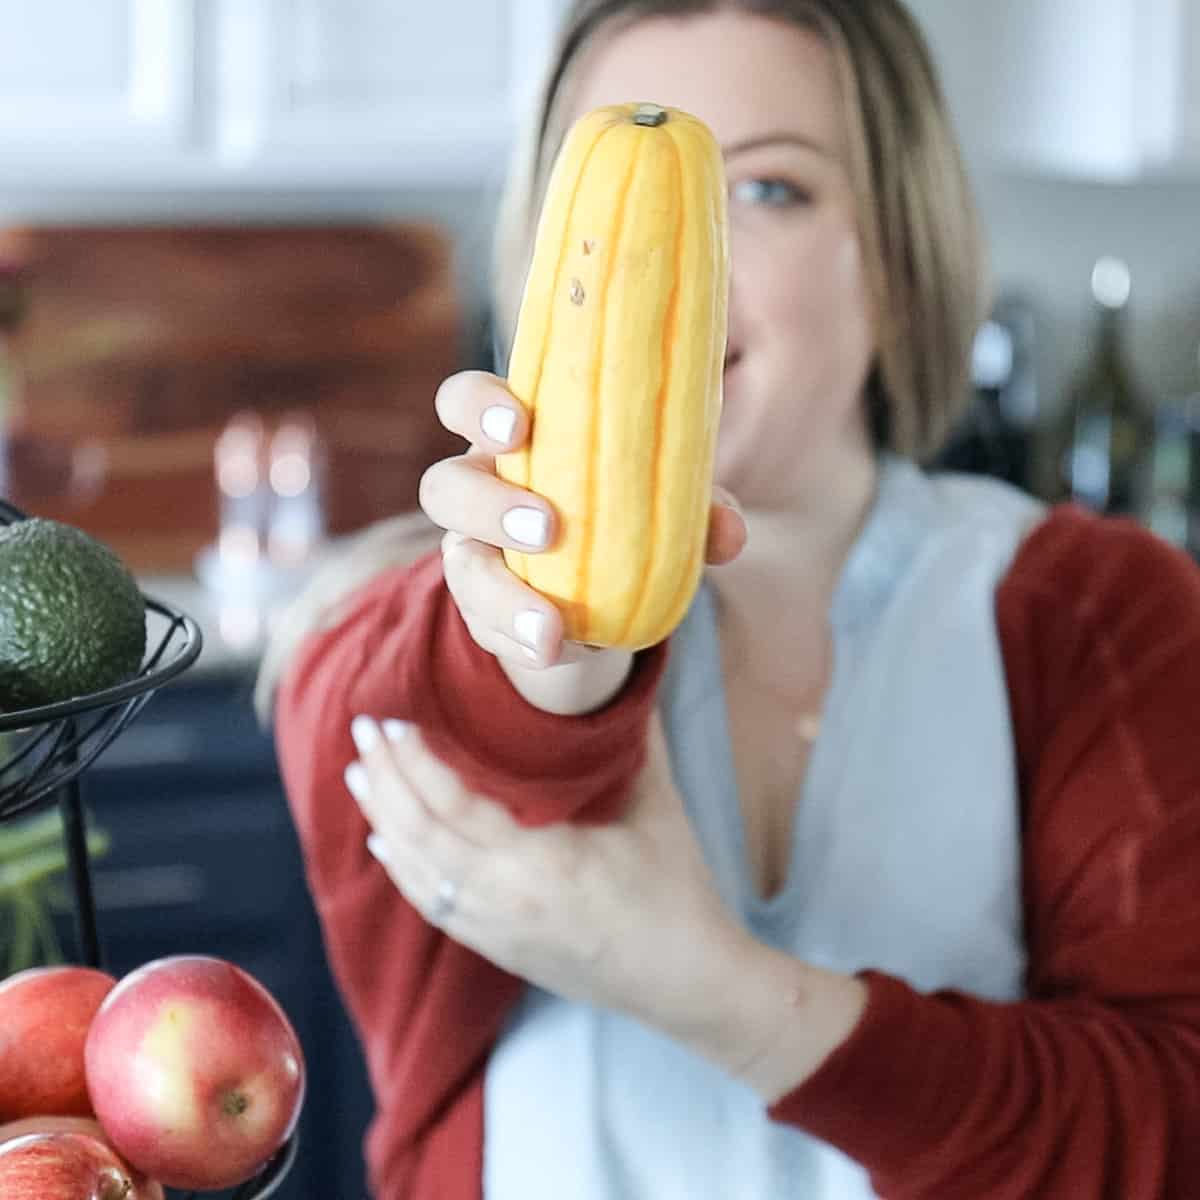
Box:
left=0, top=518, right=147, bottom=710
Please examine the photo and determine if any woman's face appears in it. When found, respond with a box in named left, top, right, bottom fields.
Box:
left=568, top=11, right=877, bottom=510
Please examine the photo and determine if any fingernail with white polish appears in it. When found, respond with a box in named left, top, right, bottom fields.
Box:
left=351, top=714, right=379, bottom=755
left=344, top=761, right=370, bottom=801
left=513, top=609, right=546, bottom=654
left=481, top=405, right=517, bottom=447
left=382, top=719, right=411, bottom=744
left=501, top=506, right=549, bottom=548
left=366, top=833, right=390, bottom=864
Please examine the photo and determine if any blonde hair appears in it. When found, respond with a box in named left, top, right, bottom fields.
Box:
left=257, top=0, right=983, bottom=719
left=494, top=0, right=986, bottom=459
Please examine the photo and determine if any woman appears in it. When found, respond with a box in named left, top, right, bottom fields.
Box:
left=262, top=2, right=1200, bottom=1196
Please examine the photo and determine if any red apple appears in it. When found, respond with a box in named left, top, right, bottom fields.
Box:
left=0, top=966, right=117, bottom=1120
left=0, top=1127, right=163, bottom=1199
left=84, top=955, right=305, bottom=1191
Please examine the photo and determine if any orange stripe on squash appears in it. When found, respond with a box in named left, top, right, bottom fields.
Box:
left=499, top=103, right=729, bottom=650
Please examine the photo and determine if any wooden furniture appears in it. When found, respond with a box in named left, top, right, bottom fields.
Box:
left=0, top=223, right=466, bottom=572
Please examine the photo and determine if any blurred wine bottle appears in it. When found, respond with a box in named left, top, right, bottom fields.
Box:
left=1149, top=343, right=1200, bottom=558
left=934, top=293, right=1039, bottom=490
left=214, top=410, right=270, bottom=563
left=267, top=409, right=327, bottom=568
left=1145, top=398, right=1193, bottom=550
left=1048, top=257, right=1153, bottom=516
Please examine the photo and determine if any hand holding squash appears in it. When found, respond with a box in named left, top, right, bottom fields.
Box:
left=418, top=370, right=744, bottom=694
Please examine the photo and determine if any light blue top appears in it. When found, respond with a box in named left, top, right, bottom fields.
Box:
left=484, top=456, right=1045, bottom=1199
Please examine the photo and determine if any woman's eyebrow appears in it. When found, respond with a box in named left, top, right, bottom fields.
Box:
left=721, top=132, right=834, bottom=160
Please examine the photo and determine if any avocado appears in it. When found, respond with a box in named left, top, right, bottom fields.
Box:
left=0, top=517, right=146, bottom=710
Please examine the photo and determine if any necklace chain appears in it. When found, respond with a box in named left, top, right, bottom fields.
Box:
left=723, top=629, right=831, bottom=745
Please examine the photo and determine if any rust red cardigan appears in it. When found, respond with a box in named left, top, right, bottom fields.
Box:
left=274, top=505, right=1200, bottom=1198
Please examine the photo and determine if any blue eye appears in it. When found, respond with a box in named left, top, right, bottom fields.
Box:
left=731, top=178, right=807, bottom=207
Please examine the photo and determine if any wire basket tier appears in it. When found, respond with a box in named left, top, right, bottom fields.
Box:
left=0, top=498, right=202, bottom=821
left=0, top=596, right=202, bottom=820
left=177, top=1132, right=299, bottom=1200
left=1, top=499, right=297, bottom=1198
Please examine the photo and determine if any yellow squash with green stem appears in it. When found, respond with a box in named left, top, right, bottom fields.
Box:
left=498, top=102, right=730, bottom=649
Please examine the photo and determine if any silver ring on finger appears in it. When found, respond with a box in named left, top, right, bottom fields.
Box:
left=428, top=875, right=460, bottom=924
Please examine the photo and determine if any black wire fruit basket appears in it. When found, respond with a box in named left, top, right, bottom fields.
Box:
left=0, top=498, right=297, bottom=1199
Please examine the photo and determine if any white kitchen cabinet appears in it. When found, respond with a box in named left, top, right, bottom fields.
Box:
left=0, top=0, right=564, bottom=194
left=1142, top=0, right=1200, bottom=172
left=909, top=0, right=1200, bottom=181
left=5, top=0, right=1192, bottom=195
left=210, top=0, right=565, bottom=186
left=0, top=0, right=195, bottom=171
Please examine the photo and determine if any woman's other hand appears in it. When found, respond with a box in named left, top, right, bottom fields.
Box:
left=419, top=371, right=746, bottom=715
left=345, top=711, right=749, bottom=1041
left=345, top=710, right=869, bottom=1102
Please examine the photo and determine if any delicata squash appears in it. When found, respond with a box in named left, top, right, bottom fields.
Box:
left=498, top=102, right=730, bottom=650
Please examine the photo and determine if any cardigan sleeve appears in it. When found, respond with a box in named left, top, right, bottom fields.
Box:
left=272, top=549, right=667, bottom=1196
left=766, top=506, right=1200, bottom=1199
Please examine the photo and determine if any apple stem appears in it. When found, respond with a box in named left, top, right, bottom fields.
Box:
left=99, top=1167, right=133, bottom=1200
